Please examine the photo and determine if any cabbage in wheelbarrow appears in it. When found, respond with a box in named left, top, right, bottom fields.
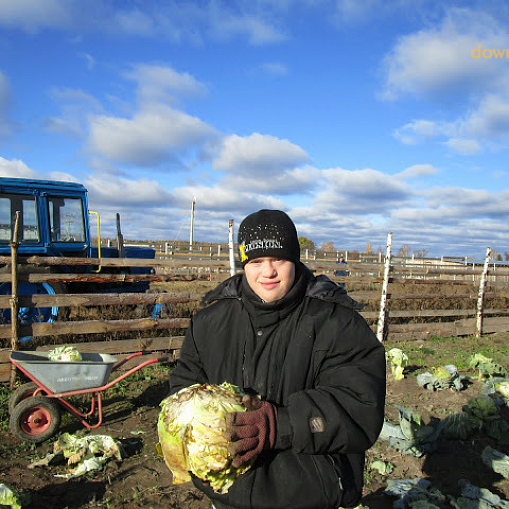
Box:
left=157, top=382, right=253, bottom=494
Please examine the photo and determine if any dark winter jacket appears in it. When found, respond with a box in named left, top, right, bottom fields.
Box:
left=169, top=263, right=386, bottom=509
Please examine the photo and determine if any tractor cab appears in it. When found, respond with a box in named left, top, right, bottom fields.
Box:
left=0, top=177, right=91, bottom=258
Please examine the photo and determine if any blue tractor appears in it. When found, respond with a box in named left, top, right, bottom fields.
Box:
left=0, top=177, right=156, bottom=327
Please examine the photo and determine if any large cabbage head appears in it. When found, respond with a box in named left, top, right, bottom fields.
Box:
left=157, top=382, right=253, bottom=494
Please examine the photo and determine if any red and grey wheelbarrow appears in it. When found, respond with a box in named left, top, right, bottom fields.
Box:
left=8, top=350, right=170, bottom=443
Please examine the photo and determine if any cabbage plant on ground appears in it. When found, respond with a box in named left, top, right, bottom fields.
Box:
left=0, top=483, right=30, bottom=509
left=469, top=354, right=507, bottom=381
left=379, top=406, right=442, bottom=457
left=416, top=365, right=467, bottom=391
left=157, top=382, right=253, bottom=494
left=387, top=348, right=408, bottom=381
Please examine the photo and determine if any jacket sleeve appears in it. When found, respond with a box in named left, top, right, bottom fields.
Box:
left=169, top=318, right=208, bottom=395
left=276, top=308, right=386, bottom=455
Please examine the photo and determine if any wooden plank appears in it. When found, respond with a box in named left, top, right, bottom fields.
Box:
left=0, top=317, right=191, bottom=339
left=482, top=316, right=509, bottom=333
left=388, top=318, right=475, bottom=335
left=0, top=291, right=200, bottom=309
left=35, top=336, right=184, bottom=354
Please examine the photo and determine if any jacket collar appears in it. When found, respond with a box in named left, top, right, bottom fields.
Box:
left=202, top=262, right=363, bottom=310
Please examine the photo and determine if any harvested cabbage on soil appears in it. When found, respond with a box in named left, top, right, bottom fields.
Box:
left=157, top=382, right=253, bottom=494
left=47, top=345, right=82, bottom=362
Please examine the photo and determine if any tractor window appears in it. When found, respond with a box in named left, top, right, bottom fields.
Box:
left=48, top=196, right=86, bottom=243
left=0, top=194, right=39, bottom=244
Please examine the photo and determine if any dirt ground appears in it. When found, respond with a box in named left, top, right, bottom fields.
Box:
left=2, top=362, right=509, bottom=509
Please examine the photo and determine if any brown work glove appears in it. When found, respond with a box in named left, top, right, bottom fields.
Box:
left=226, top=395, right=277, bottom=468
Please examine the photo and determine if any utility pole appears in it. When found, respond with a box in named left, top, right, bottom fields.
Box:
left=189, top=197, right=196, bottom=251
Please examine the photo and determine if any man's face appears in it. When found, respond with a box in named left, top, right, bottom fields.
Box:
left=244, top=257, right=296, bottom=303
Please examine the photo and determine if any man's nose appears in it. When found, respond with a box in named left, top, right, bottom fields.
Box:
left=261, top=261, right=276, bottom=277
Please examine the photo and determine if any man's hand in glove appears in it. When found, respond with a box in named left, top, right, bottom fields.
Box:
left=226, top=395, right=277, bottom=468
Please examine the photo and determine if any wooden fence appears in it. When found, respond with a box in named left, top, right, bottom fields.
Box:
left=1, top=247, right=508, bottom=384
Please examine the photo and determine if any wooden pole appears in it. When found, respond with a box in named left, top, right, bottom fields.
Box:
left=376, top=232, right=393, bottom=342
left=10, top=211, right=21, bottom=387
left=189, top=198, right=196, bottom=252
left=476, top=247, right=491, bottom=338
left=228, top=219, right=236, bottom=277
left=116, top=213, right=125, bottom=258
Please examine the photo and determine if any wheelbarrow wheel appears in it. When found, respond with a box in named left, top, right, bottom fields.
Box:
left=8, top=382, right=40, bottom=414
left=10, top=396, right=61, bottom=443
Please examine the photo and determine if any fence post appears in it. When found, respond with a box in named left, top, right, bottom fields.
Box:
left=376, top=232, right=393, bottom=342
left=10, top=211, right=21, bottom=386
left=476, top=247, right=491, bottom=338
left=228, top=219, right=236, bottom=277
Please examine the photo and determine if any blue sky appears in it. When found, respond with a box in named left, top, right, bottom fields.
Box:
left=1, top=0, right=508, bottom=260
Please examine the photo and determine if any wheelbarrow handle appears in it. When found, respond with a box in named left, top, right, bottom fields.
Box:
left=112, top=351, right=173, bottom=372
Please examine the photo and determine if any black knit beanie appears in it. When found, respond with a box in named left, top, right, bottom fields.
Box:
left=238, top=209, right=300, bottom=266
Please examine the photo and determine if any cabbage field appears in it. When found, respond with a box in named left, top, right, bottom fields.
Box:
left=2, top=330, right=509, bottom=509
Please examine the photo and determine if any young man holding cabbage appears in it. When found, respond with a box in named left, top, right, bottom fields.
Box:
left=168, top=209, right=386, bottom=509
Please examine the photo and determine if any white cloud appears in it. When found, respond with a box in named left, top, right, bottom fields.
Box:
left=207, top=4, right=286, bottom=45
left=113, top=8, right=154, bottom=36
left=84, top=176, right=174, bottom=208
left=221, top=165, right=319, bottom=195
left=213, top=133, right=310, bottom=176
left=381, top=8, right=509, bottom=101
left=444, top=138, right=482, bottom=155
left=124, top=64, right=208, bottom=106
left=396, top=164, right=438, bottom=179
left=388, top=8, right=509, bottom=153
left=317, top=167, right=412, bottom=213
left=0, top=156, right=37, bottom=178
left=172, top=184, right=285, bottom=212
left=456, top=93, right=509, bottom=139
left=425, top=186, right=506, bottom=211
left=83, top=65, right=217, bottom=167
left=46, top=87, right=103, bottom=137
left=0, top=0, right=286, bottom=45
left=0, top=0, right=71, bottom=33
left=393, top=120, right=438, bottom=145
left=88, top=106, right=217, bottom=166
left=393, top=92, right=509, bottom=151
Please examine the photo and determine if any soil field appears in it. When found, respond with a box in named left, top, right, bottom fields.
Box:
left=2, top=333, right=509, bottom=509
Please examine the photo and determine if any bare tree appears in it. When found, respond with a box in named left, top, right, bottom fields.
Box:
left=397, top=244, right=411, bottom=257
left=413, top=248, right=429, bottom=258
left=321, top=241, right=335, bottom=252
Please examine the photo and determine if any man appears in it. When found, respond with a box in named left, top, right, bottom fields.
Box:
left=334, top=255, right=348, bottom=288
left=169, top=209, right=386, bottom=509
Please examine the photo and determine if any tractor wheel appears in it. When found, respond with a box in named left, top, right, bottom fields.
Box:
left=9, top=382, right=40, bottom=414
left=10, top=396, right=61, bottom=443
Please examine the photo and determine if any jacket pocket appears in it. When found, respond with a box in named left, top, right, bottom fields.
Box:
left=310, top=454, right=343, bottom=509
